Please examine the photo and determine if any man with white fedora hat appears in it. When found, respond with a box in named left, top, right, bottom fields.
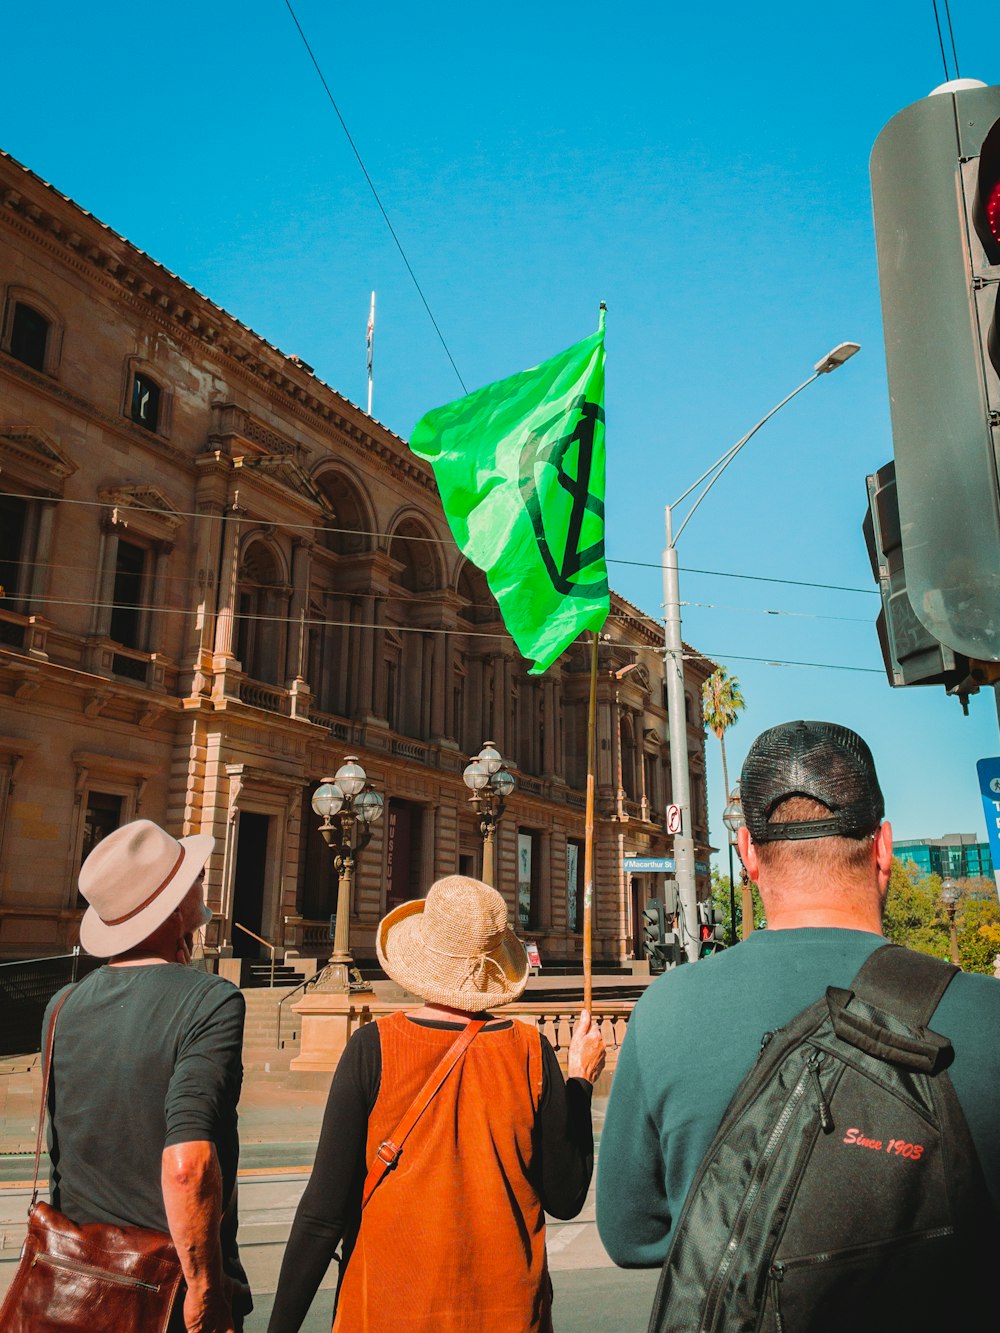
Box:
left=41, top=819, right=251, bottom=1332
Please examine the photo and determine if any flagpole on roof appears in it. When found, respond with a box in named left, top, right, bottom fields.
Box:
left=366, top=290, right=375, bottom=415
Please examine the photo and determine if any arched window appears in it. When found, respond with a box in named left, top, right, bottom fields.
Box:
left=2, top=288, right=63, bottom=375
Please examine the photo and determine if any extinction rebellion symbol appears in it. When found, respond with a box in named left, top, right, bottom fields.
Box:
left=518, top=395, right=608, bottom=599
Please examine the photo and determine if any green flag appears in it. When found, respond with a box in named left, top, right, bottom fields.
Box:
left=411, top=324, right=608, bottom=674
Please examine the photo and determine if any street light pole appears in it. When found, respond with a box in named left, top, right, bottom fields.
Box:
left=312, top=757, right=384, bottom=992
left=722, top=783, right=744, bottom=947
left=463, top=742, right=515, bottom=888
left=662, top=343, right=860, bottom=962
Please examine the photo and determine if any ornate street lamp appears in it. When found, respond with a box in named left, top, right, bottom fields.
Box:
left=941, top=877, right=960, bottom=966
left=311, top=756, right=384, bottom=992
left=722, top=783, right=744, bottom=947
left=462, top=742, right=515, bottom=888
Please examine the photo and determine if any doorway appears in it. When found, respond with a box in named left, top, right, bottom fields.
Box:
left=232, top=813, right=270, bottom=958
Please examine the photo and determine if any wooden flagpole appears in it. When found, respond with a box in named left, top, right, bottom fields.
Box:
left=582, top=630, right=599, bottom=1013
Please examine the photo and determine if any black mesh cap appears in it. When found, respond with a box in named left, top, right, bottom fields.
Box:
left=740, top=720, right=884, bottom=843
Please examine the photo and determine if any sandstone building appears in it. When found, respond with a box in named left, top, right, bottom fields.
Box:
left=0, top=148, right=714, bottom=969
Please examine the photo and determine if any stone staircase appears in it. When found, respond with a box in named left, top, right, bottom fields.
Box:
left=240, top=985, right=307, bottom=1074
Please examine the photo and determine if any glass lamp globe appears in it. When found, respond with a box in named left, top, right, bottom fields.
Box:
left=356, top=789, right=384, bottom=823
left=493, top=768, right=515, bottom=798
left=311, top=781, right=344, bottom=819
left=335, top=757, right=367, bottom=798
left=941, top=878, right=960, bottom=907
left=478, top=743, right=503, bottom=776
left=463, top=759, right=489, bottom=791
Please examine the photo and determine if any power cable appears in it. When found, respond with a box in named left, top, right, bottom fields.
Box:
left=281, top=0, right=468, bottom=394
left=931, top=1, right=952, bottom=81
left=4, top=594, right=885, bottom=674
left=0, top=490, right=880, bottom=598
left=944, top=0, right=961, bottom=78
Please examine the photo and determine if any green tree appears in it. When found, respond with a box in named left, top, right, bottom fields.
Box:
left=957, top=896, right=1000, bottom=974
left=701, top=667, right=746, bottom=804
left=711, top=865, right=765, bottom=944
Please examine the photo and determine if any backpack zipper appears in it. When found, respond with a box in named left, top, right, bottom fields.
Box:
left=700, top=1055, right=814, bottom=1331
left=776, top=1226, right=956, bottom=1273
left=768, top=1261, right=785, bottom=1332
left=32, top=1250, right=163, bottom=1292
left=806, top=1053, right=833, bottom=1132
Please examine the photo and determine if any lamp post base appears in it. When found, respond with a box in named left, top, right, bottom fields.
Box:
left=314, top=959, right=375, bottom=994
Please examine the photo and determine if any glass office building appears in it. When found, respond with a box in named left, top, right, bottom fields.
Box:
left=894, top=835, right=994, bottom=880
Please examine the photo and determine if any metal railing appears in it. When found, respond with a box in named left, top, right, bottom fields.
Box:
left=233, top=922, right=277, bottom=987
left=0, top=948, right=103, bottom=1057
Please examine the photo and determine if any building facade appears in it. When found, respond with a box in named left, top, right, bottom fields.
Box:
left=894, top=834, right=994, bottom=882
left=0, top=148, right=714, bottom=968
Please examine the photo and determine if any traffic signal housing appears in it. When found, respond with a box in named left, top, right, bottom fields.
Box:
left=697, top=901, right=726, bottom=958
left=642, top=898, right=667, bottom=974
left=863, top=460, right=976, bottom=704
left=869, top=81, right=1000, bottom=669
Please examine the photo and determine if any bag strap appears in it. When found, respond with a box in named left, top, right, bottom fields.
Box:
left=31, top=986, right=75, bottom=1209
left=849, top=942, right=958, bottom=1027
left=361, top=1017, right=486, bottom=1210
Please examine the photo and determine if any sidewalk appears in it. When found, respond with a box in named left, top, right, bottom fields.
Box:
left=2, top=1064, right=661, bottom=1330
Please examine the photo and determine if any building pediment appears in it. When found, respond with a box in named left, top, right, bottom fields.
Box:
left=97, top=484, right=184, bottom=540
left=0, top=428, right=77, bottom=495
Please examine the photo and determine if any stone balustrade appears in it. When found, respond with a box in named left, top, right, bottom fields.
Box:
left=291, top=988, right=636, bottom=1079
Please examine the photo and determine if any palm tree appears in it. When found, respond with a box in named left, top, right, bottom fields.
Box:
left=701, top=666, right=746, bottom=801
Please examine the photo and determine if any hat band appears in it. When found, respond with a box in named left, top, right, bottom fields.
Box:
left=102, top=848, right=186, bottom=925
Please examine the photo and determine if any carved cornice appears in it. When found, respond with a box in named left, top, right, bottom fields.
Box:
left=97, top=485, right=184, bottom=538
left=0, top=427, right=77, bottom=495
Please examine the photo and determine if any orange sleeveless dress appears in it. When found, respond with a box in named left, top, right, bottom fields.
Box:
left=332, top=1011, right=551, bottom=1333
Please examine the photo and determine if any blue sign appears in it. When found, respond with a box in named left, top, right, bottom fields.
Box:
left=623, top=856, right=674, bottom=873
left=976, top=757, right=1000, bottom=897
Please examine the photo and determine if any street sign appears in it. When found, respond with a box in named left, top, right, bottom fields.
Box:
left=624, top=856, right=674, bottom=873
left=525, top=941, right=542, bottom=969
left=666, top=804, right=682, bottom=835
left=976, top=757, right=1000, bottom=899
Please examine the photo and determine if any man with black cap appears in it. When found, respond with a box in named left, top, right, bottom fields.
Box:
left=597, top=720, right=1000, bottom=1277
left=40, top=819, right=251, bottom=1332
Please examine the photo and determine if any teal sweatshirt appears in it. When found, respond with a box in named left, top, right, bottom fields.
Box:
left=596, top=928, right=1000, bottom=1267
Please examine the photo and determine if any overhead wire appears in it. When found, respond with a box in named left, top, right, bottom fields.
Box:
left=0, top=489, right=881, bottom=599
left=281, top=0, right=468, bottom=394
left=2, top=592, right=886, bottom=676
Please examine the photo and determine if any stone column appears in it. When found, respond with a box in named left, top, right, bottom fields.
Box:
left=285, top=537, right=311, bottom=684
left=28, top=500, right=56, bottom=608
left=214, top=516, right=241, bottom=661
left=146, top=542, right=172, bottom=653
left=430, top=632, right=447, bottom=740
left=91, top=521, right=119, bottom=637
left=542, top=679, right=556, bottom=777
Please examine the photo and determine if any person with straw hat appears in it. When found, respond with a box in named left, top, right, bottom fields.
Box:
left=39, top=819, right=252, bottom=1332
left=267, top=874, right=606, bottom=1333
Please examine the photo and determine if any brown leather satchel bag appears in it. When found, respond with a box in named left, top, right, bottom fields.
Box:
left=0, top=990, right=184, bottom=1333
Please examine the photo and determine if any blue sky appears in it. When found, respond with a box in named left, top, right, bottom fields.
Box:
left=5, top=1, right=997, bottom=858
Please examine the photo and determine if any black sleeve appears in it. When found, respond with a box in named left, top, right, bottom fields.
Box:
left=164, top=984, right=245, bottom=1147
left=266, top=1022, right=381, bottom=1333
left=535, top=1035, right=595, bottom=1220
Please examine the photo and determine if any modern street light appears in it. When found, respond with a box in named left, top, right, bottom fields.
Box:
left=722, top=783, right=744, bottom=947
left=941, top=877, right=960, bottom=965
left=662, top=342, right=860, bottom=962
left=463, top=741, right=515, bottom=888
left=311, top=756, right=384, bottom=992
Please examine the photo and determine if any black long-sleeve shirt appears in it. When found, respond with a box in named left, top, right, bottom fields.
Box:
left=267, top=1015, right=594, bottom=1333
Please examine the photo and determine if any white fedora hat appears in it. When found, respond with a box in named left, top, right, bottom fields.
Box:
left=78, top=819, right=215, bottom=957
left=376, top=875, right=529, bottom=1011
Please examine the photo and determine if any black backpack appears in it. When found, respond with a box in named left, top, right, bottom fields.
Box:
left=647, top=944, right=998, bottom=1332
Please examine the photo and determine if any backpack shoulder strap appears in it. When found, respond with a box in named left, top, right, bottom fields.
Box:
left=849, top=943, right=957, bottom=1027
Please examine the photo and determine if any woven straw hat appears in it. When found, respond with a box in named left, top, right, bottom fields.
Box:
left=376, top=875, right=529, bottom=1011
left=78, top=819, right=215, bottom=957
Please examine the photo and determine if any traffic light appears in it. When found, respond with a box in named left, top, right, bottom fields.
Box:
left=863, top=460, right=976, bottom=704
left=697, top=901, right=725, bottom=957
left=642, top=898, right=667, bottom=974
left=869, top=81, right=1000, bottom=669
